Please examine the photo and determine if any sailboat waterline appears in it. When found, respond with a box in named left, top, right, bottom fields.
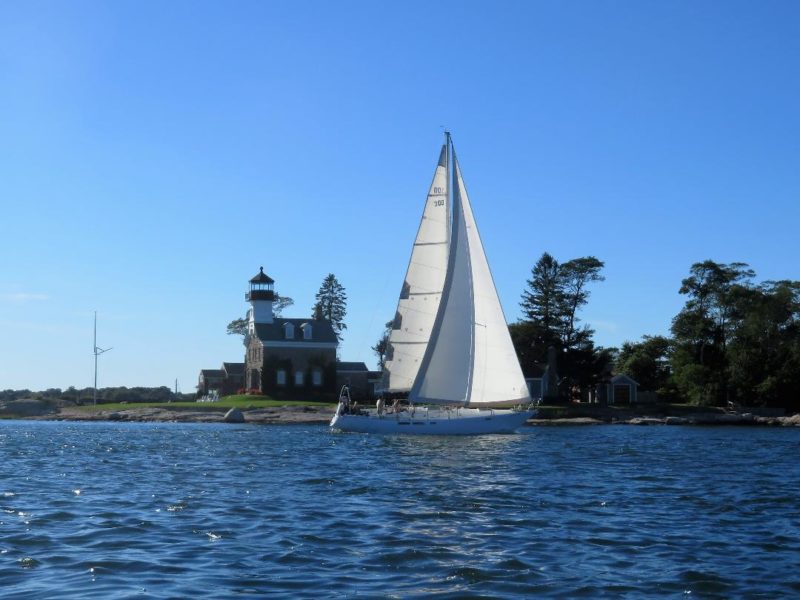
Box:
left=331, top=134, right=536, bottom=434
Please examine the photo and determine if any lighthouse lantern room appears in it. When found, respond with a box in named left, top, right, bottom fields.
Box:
left=246, top=267, right=275, bottom=328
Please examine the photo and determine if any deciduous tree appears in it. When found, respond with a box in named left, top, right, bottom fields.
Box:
left=371, top=321, right=392, bottom=370
left=670, top=260, right=754, bottom=405
left=616, top=335, right=673, bottom=393
left=226, top=294, right=294, bottom=337
left=559, top=257, right=605, bottom=351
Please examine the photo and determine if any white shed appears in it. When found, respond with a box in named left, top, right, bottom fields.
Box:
left=609, top=374, right=639, bottom=405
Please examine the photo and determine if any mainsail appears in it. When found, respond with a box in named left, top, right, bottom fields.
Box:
left=381, top=144, right=450, bottom=393
left=410, top=140, right=531, bottom=408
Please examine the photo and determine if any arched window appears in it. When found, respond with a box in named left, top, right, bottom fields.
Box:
left=301, top=323, right=312, bottom=340
left=283, top=322, right=295, bottom=340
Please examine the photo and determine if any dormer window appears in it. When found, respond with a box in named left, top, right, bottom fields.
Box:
left=283, top=322, right=295, bottom=339
left=301, top=323, right=312, bottom=340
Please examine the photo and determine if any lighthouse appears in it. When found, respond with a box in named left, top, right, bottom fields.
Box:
left=239, top=265, right=338, bottom=393
left=246, top=266, right=275, bottom=333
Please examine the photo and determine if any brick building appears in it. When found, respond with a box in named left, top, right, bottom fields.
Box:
left=243, top=268, right=338, bottom=397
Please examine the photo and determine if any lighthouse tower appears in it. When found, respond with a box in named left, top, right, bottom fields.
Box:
left=246, top=267, right=275, bottom=333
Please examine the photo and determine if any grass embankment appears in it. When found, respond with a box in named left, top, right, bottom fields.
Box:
left=76, top=394, right=331, bottom=413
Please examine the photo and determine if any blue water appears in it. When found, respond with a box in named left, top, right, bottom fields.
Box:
left=1, top=422, right=799, bottom=598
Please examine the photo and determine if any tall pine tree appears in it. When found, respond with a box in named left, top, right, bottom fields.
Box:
left=519, top=252, right=562, bottom=343
left=313, top=274, right=348, bottom=342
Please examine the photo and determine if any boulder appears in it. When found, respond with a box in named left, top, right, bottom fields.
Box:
left=665, top=416, right=688, bottom=425
left=627, top=417, right=665, bottom=425
left=528, top=417, right=604, bottom=425
left=223, top=408, right=245, bottom=423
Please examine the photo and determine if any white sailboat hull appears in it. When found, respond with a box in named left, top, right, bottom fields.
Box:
left=330, top=407, right=536, bottom=435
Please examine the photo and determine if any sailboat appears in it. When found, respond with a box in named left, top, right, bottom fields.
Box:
left=330, top=133, right=536, bottom=434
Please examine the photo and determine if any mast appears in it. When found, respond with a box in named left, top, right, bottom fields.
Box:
left=444, top=130, right=451, bottom=195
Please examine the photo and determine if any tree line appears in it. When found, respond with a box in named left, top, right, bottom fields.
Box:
left=514, top=254, right=800, bottom=410
left=0, top=386, right=192, bottom=404
left=619, top=261, right=800, bottom=409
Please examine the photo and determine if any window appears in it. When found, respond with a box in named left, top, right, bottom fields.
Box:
left=312, top=369, right=322, bottom=387
left=301, top=323, right=312, bottom=340
left=277, top=370, right=287, bottom=386
left=295, top=371, right=304, bottom=386
left=283, top=323, right=294, bottom=339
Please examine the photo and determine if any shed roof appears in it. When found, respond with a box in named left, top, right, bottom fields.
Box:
left=611, top=374, right=639, bottom=386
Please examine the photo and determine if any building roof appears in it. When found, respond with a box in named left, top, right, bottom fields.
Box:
left=253, top=318, right=338, bottom=345
left=612, top=374, right=639, bottom=386
left=222, top=362, right=245, bottom=375
left=250, top=267, right=274, bottom=284
left=337, top=361, right=369, bottom=372
left=200, top=369, right=224, bottom=378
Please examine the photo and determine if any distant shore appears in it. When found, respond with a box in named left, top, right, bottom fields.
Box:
left=14, top=402, right=333, bottom=425
left=2, top=398, right=799, bottom=427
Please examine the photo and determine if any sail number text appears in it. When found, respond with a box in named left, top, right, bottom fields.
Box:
left=432, top=187, right=445, bottom=207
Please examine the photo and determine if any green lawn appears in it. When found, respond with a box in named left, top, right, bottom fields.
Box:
left=75, top=394, right=331, bottom=412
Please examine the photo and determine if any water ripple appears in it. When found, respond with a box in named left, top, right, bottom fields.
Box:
left=1, top=422, right=799, bottom=597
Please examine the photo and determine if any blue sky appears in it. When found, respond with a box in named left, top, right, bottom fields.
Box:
left=1, top=1, right=798, bottom=392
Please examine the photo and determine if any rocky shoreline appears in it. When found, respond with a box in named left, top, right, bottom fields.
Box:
left=2, top=398, right=799, bottom=427
left=23, top=404, right=333, bottom=425
left=529, top=413, right=800, bottom=427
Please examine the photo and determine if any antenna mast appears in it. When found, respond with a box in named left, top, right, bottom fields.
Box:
left=93, top=311, right=113, bottom=405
